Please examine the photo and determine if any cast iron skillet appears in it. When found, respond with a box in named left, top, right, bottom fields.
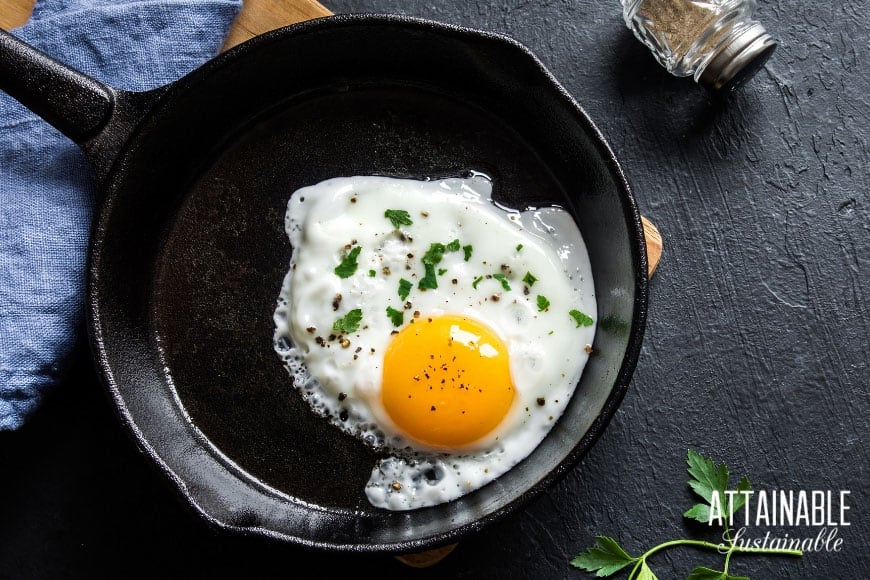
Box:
left=0, top=14, right=648, bottom=554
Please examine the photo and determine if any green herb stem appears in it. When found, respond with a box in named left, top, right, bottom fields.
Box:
left=640, top=538, right=722, bottom=561
left=625, top=538, right=802, bottom=580
left=723, top=546, right=734, bottom=574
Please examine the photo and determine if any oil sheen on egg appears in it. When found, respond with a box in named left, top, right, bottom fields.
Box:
left=273, top=173, right=596, bottom=511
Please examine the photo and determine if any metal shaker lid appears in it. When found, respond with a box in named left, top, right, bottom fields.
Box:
left=698, top=21, right=777, bottom=93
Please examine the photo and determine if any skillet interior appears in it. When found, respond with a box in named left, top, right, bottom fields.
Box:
left=89, top=15, right=647, bottom=552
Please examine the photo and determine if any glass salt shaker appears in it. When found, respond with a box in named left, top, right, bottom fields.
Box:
left=621, top=0, right=777, bottom=92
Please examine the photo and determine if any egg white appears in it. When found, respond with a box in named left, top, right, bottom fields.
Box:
left=273, top=173, right=596, bottom=510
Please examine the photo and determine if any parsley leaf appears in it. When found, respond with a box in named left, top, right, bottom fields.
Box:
left=419, top=264, right=438, bottom=290
left=684, top=450, right=752, bottom=525
left=536, top=295, right=550, bottom=312
left=683, top=449, right=731, bottom=524
left=398, top=278, right=412, bottom=301
left=419, top=241, right=461, bottom=290
left=332, top=309, right=362, bottom=334
left=523, top=272, right=538, bottom=287
left=687, top=448, right=730, bottom=504
left=422, top=242, right=446, bottom=266
left=637, top=562, right=658, bottom=580
left=730, top=475, right=752, bottom=517
left=368, top=269, right=376, bottom=277
left=492, top=273, right=511, bottom=291
left=334, top=246, right=362, bottom=278
left=385, top=306, right=404, bottom=327
left=687, top=567, right=749, bottom=580
left=516, top=243, right=523, bottom=251
left=570, top=536, right=635, bottom=576
left=569, top=309, right=594, bottom=328
left=384, top=209, right=413, bottom=229
left=682, top=503, right=713, bottom=524
left=472, top=275, right=483, bottom=289
left=462, top=244, right=473, bottom=261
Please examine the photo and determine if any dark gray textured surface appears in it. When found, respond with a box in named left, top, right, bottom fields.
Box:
left=0, top=1, right=866, bottom=578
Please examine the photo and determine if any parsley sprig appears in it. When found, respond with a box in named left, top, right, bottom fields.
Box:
left=570, top=450, right=802, bottom=579
left=332, top=309, right=362, bottom=334
left=334, top=246, right=361, bottom=278
left=418, top=240, right=462, bottom=290
left=569, top=309, right=594, bottom=327
left=385, top=306, right=404, bottom=327
left=492, top=273, right=511, bottom=291
left=384, top=209, right=413, bottom=229
left=398, top=278, right=412, bottom=301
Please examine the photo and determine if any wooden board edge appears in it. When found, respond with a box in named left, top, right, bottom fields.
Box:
left=642, top=216, right=663, bottom=277
left=1, top=0, right=35, bottom=29
left=221, top=0, right=332, bottom=52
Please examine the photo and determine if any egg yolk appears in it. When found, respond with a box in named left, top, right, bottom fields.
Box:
left=381, top=315, right=515, bottom=450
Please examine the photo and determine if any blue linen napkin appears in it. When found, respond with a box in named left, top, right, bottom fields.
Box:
left=0, top=0, right=242, bottom=430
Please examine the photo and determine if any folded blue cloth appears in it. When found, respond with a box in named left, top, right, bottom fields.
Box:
left=0, top=0, right=242, bottom=430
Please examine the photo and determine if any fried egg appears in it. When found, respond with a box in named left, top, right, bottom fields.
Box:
left=273, top=173, right=596, bottom=510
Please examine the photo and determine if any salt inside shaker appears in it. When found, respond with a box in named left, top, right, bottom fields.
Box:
left=621, top=0, right=777, bottom=92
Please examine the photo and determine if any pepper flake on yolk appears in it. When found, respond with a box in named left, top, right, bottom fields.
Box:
left=381, top=315, right=515, bottom=449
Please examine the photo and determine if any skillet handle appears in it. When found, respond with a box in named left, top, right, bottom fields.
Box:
left=0, top=27, right=115, bottom=143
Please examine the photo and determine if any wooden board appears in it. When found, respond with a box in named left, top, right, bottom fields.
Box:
left=220, top=0, right=332, bottom=51
left=1, top=0, right=662, bottom=567
left=0, top=0, right=33, bottom=29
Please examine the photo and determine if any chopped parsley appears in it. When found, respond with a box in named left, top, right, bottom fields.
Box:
left=462, top=244, right=473, bottom=261
left=522, top=272, right=538, bottom=287
left=418, top=240, right=465, bottom=290
left=419, top=264, right=438, bottom=290
left=516, top=243, right=524, bottom=251
left=384, top=209, right=413, bottom=229
left=422, top=242, right=446, bottom=267
left=537, top=295, right=550, bottom=312
left=398, top=278, right=412, bottom=301
left=332, top=308, right=362, bottom=334
left=569, top=309, right=594, bottom=328
left=368, top=269, right=376, bottom=277
left=472, top=275, right=484, bottom=289
left=492, top=273, right=511, bottom=291
left=334, top=246, right=361, bottom=278
left=385, top=306, right=404, bottom=327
